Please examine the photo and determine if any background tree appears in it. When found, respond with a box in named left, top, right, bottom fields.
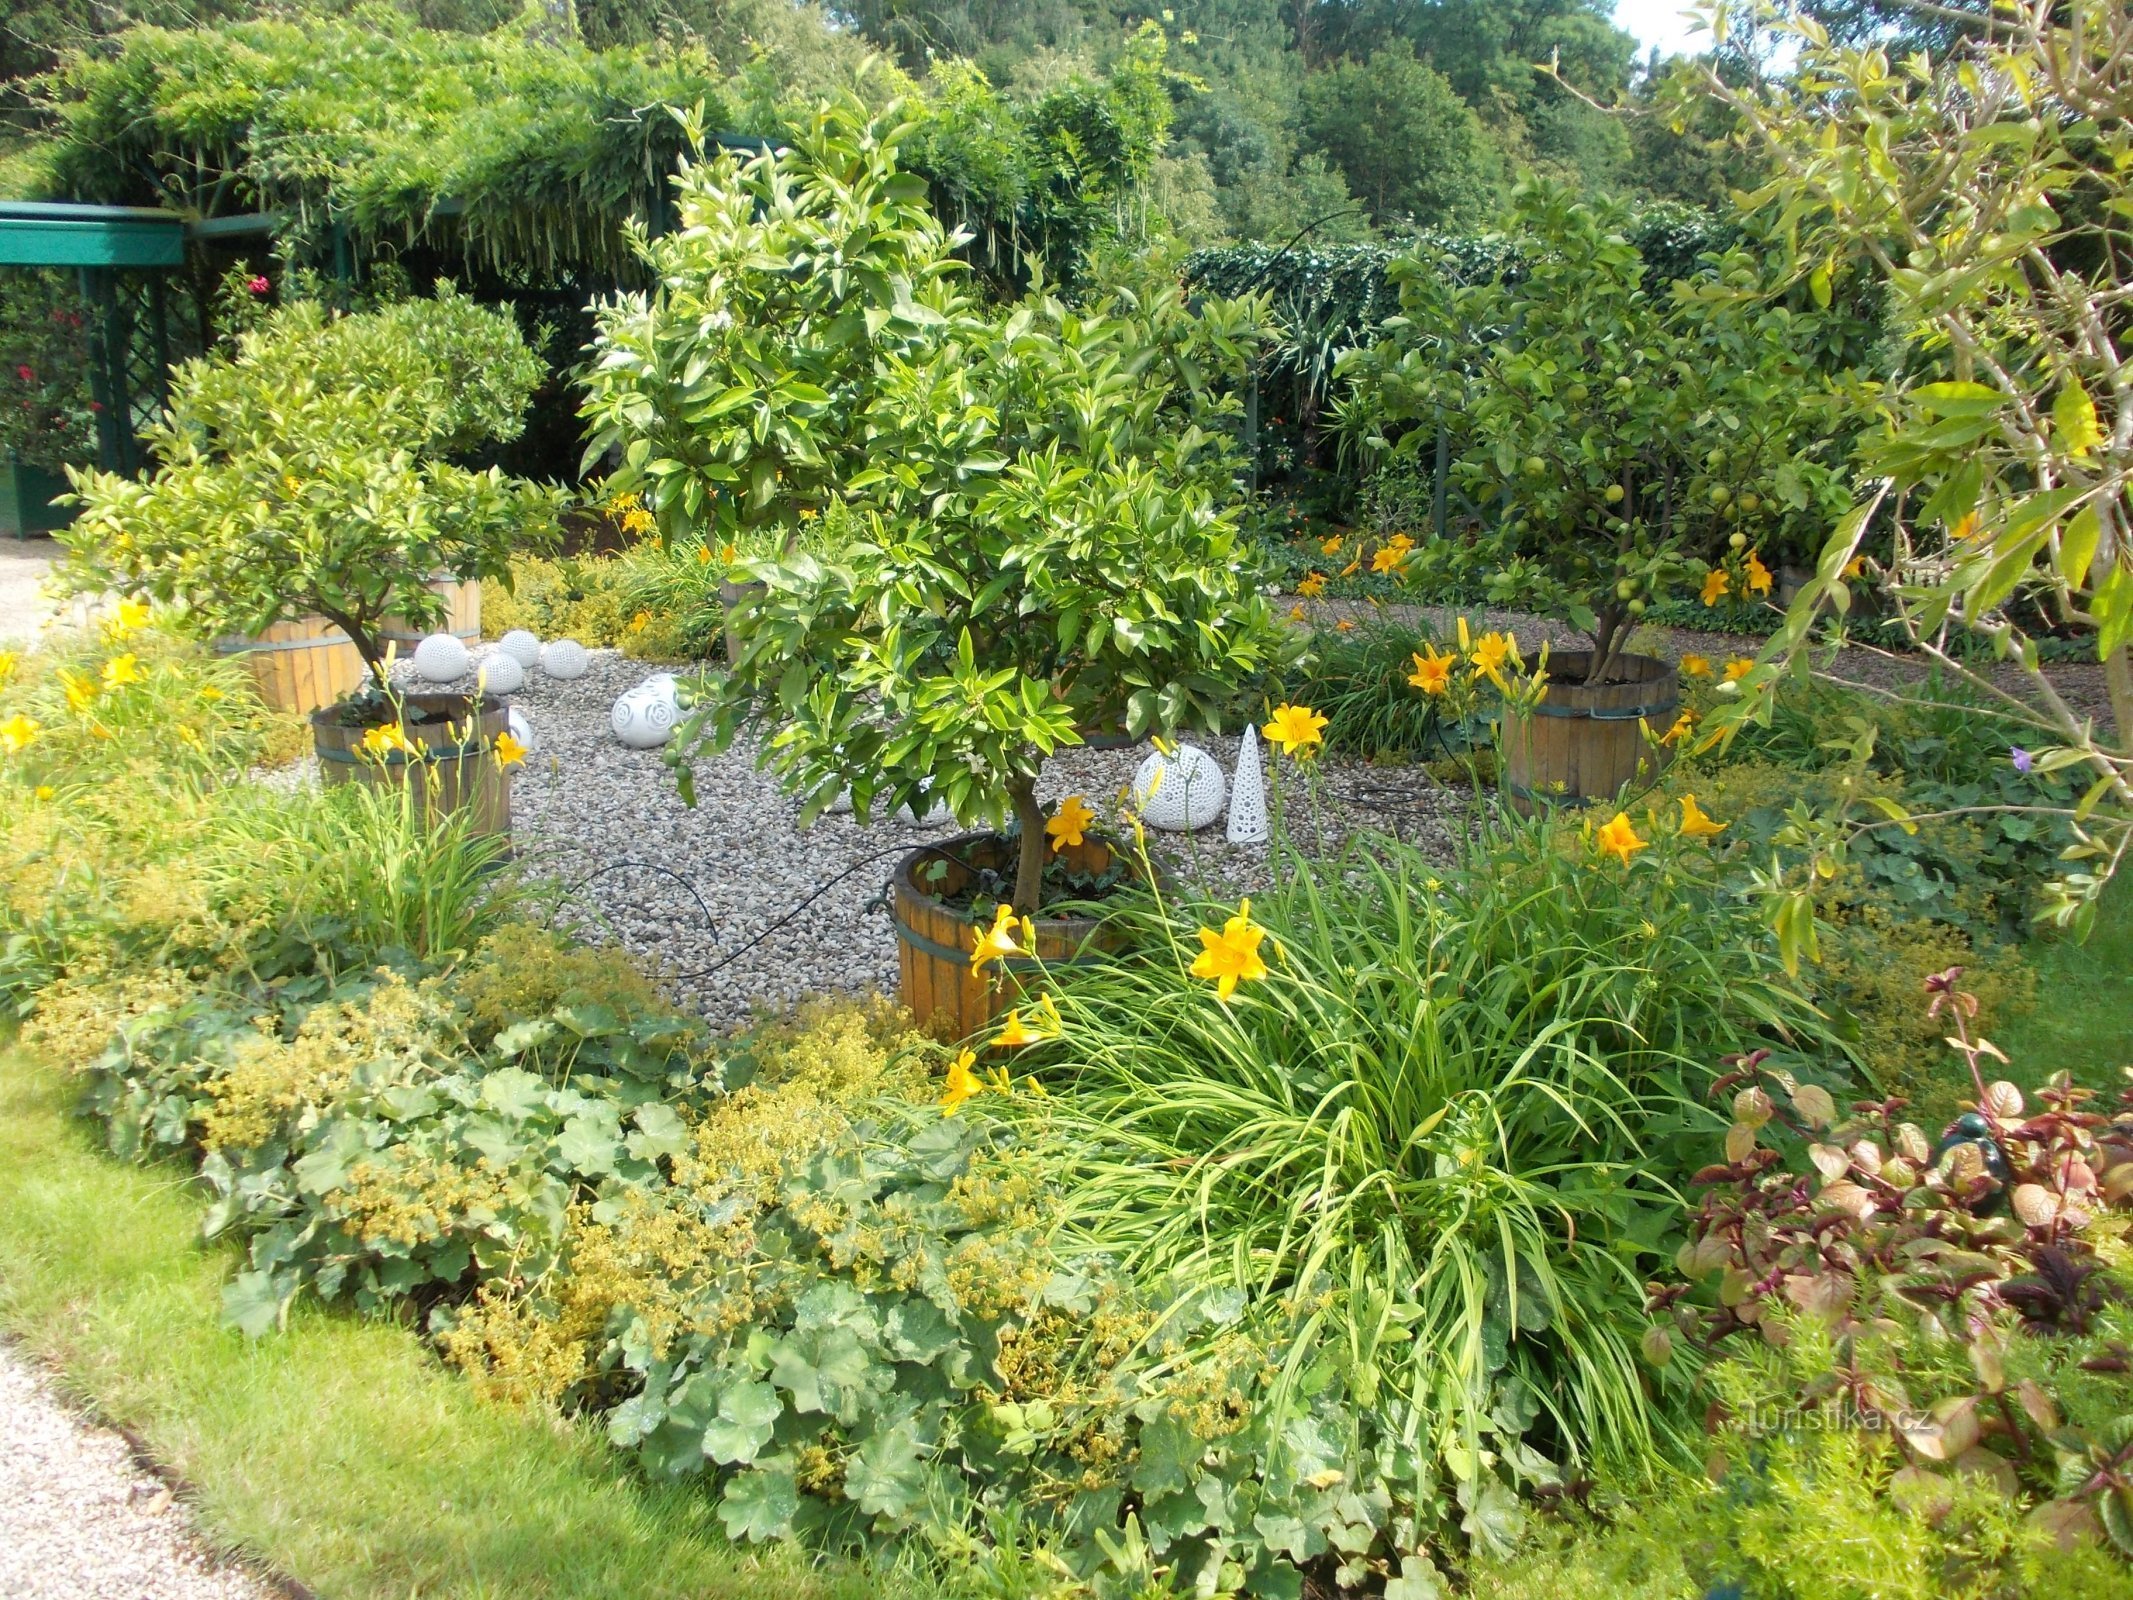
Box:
left=1299, top=39, right=1498, bottom=228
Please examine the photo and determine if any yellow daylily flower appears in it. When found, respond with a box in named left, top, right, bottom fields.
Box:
left=1334, top=618, right=1355, bottom=632
left=109, top=598, right=152, bottom=635
left=34, top=785, right=55, bottom=801
left=0, top=713, right=42, bottom=753
left=1594, top=812, right=1649, bottom=866
left=1701, top=568, right=1730, bottom=606
left=1723, top=658, right=1755, bottom=682
left=1189, top=898, right=1271, bottom=1001
left=1045, top=794, right=1095, bottom=852
left=1385, top=533, right=1415, bottom=554
left=1319, top=535, right=1343, bottom=556
left=1660, top=709, right=1697, bottom=746
left=361, top=722, right=417, bottom=760
left=0, top=650, right=16, bottom=686
left=1679, top=653, right=1712, bottom=679
left=101, top=653, right=142, bottom=689
left=1678, top=793, right=1727, bottom=839
left=993, top=1002, right=1061, bottom=1048
left=494, top=730, right=529, bottom=768
left=940, top=1049, right=983, bottom=1115
left=1843, top=555, right=1868, bottom=580
left=969, top=903, right=1024, bottom=975
left=1297, top=571, right=1327, bottom=598
left=1370, top=545, right=1406, bottom=575
left=199, top=685, right=225, bottom=703
left=1468, top=631, right=1513, bottom=682
left=1262, top=703, right=1328, bottom=759
left=1288, top=604, right=1307, bottom=622
left=1407, top=645, right=1455, bottom=696
left=1338, top=557, right=1361, bottom=578
left=60, top=669, right=98, bottom=713
left=1743, top=551, right=1774, bottom=596
left=697, top=544, right=713, bottom=564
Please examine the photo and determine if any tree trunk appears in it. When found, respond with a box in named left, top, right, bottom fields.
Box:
left=2108, top=640, right=2133, bottom=756
left=316, top=605, right=388, bottom=691
left=1006, top=777, right=1047, bottom=917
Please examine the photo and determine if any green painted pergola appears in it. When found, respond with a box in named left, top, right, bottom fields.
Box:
left=0, top=201, right=188, bottom=483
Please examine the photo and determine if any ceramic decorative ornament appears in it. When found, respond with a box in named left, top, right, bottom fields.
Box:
left=497, top=629, right=542, bottom=669
left=539, top=638, right=589, bottom=679
left=506, top=706, right=536, bottom=756
left=1226, top=725, right=1269, bottom=844
left=610, top=672, right=679, bottom=749
left=412, top=632, right=469, bottom=683
left=476, top=651, right=525, bottom=695
left=1132, top=743, right=1226, bottom=831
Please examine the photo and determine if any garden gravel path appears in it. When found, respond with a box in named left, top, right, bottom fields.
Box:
left=0, top=538, right=59, bottom=646
left=398, top=646, right=1471, bottom=1029
left=0, top=1343, right=273, bottom=1600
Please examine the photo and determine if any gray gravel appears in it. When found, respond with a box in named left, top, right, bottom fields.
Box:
left=392, top=645, right=1471, bottom=1028
left=0, top=538, right=58, bottom=646
left=0, top=1343, right=271, bottom=1600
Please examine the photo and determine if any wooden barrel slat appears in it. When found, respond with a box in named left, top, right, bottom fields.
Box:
left=311, top=691, right=511, bottom=838
left=1500, top=650, right=1678, bottom=814
left=215, top=616, right=368, bottom=716
left=379, top=576, right=483, bottom=648
left=890, top=831, right=1131, bottom=1040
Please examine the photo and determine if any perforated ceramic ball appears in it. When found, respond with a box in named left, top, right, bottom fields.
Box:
left=610, top=674, right=680, bottom=750
left=477, top=651, right=525, bottom=695
left=1131, top=743, right=1227, bottom=831
left=413, top=632, right=469, bottom=683
left=497, top=629, right=541, bottom=669
left=539, top=638, right=589, bottom=680
left=506, top=706, right=536, bottom=755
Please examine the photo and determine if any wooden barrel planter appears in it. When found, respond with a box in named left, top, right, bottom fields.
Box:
left=311, top=691, right=511, bottom=838
left=891, top=831, right=1133, bottom=1040
left=214, top=616, right=369, bottom=715
left=379, top=575, right=482, bottom=656
left=1499, top=650, right=1679, bottom=814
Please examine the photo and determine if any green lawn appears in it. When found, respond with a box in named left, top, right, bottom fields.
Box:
left=1999, top=879, right=2133, bottom=1094
left=0, top=1047, right=911, bottom=1600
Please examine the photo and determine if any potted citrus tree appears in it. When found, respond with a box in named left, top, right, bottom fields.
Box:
left=1343, top=179, right=1850, bottom=807
left=60, top=288, right=560, bottom=830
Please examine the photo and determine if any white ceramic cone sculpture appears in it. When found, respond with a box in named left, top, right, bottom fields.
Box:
left=506, top=706, right=536, bottom=755
left=1226, top=725, right=1269, bottom=844
left=1132, top=743, right=1226, bottom=831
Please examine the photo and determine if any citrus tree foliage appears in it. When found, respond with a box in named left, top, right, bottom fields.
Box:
left=1682, top=0, right=2133, bottom=935
left=61, top=289, right=560, bottom=683
left=587, top=110, right=1283, bottom=913
left=580, top=102, right=968, bottom=555
left=1340, top=179, right=1852, bottom=679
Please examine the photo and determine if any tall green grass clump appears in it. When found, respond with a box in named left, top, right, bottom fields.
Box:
left=1029, top=810, right=1848, bottom=1533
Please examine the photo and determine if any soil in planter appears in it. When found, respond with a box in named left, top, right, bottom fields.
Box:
left=912, top=828, right=1137, bottom=917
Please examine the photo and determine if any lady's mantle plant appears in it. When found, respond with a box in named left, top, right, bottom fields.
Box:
left=588, top=106, right=1289, bottom=913
left=61, top=288, right=560, bottom=689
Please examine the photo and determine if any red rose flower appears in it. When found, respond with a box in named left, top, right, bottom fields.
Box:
left=14, top=365, right=30, bottom=383
left=246, top=275, right=271, bottom=295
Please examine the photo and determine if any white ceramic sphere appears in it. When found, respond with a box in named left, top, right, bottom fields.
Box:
left=413, top=632, right=469, bottom=683
left=477, top=651, right=525, bottom=695
left=506, top=706, right=536, bottom=755
left=1132, top=743, right=1227, bottom=831
left=540, top=638, right=589, bottom=679
left=610, top=674, right=680, bottom=750
left=497, top=629, right=542, bottom=669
